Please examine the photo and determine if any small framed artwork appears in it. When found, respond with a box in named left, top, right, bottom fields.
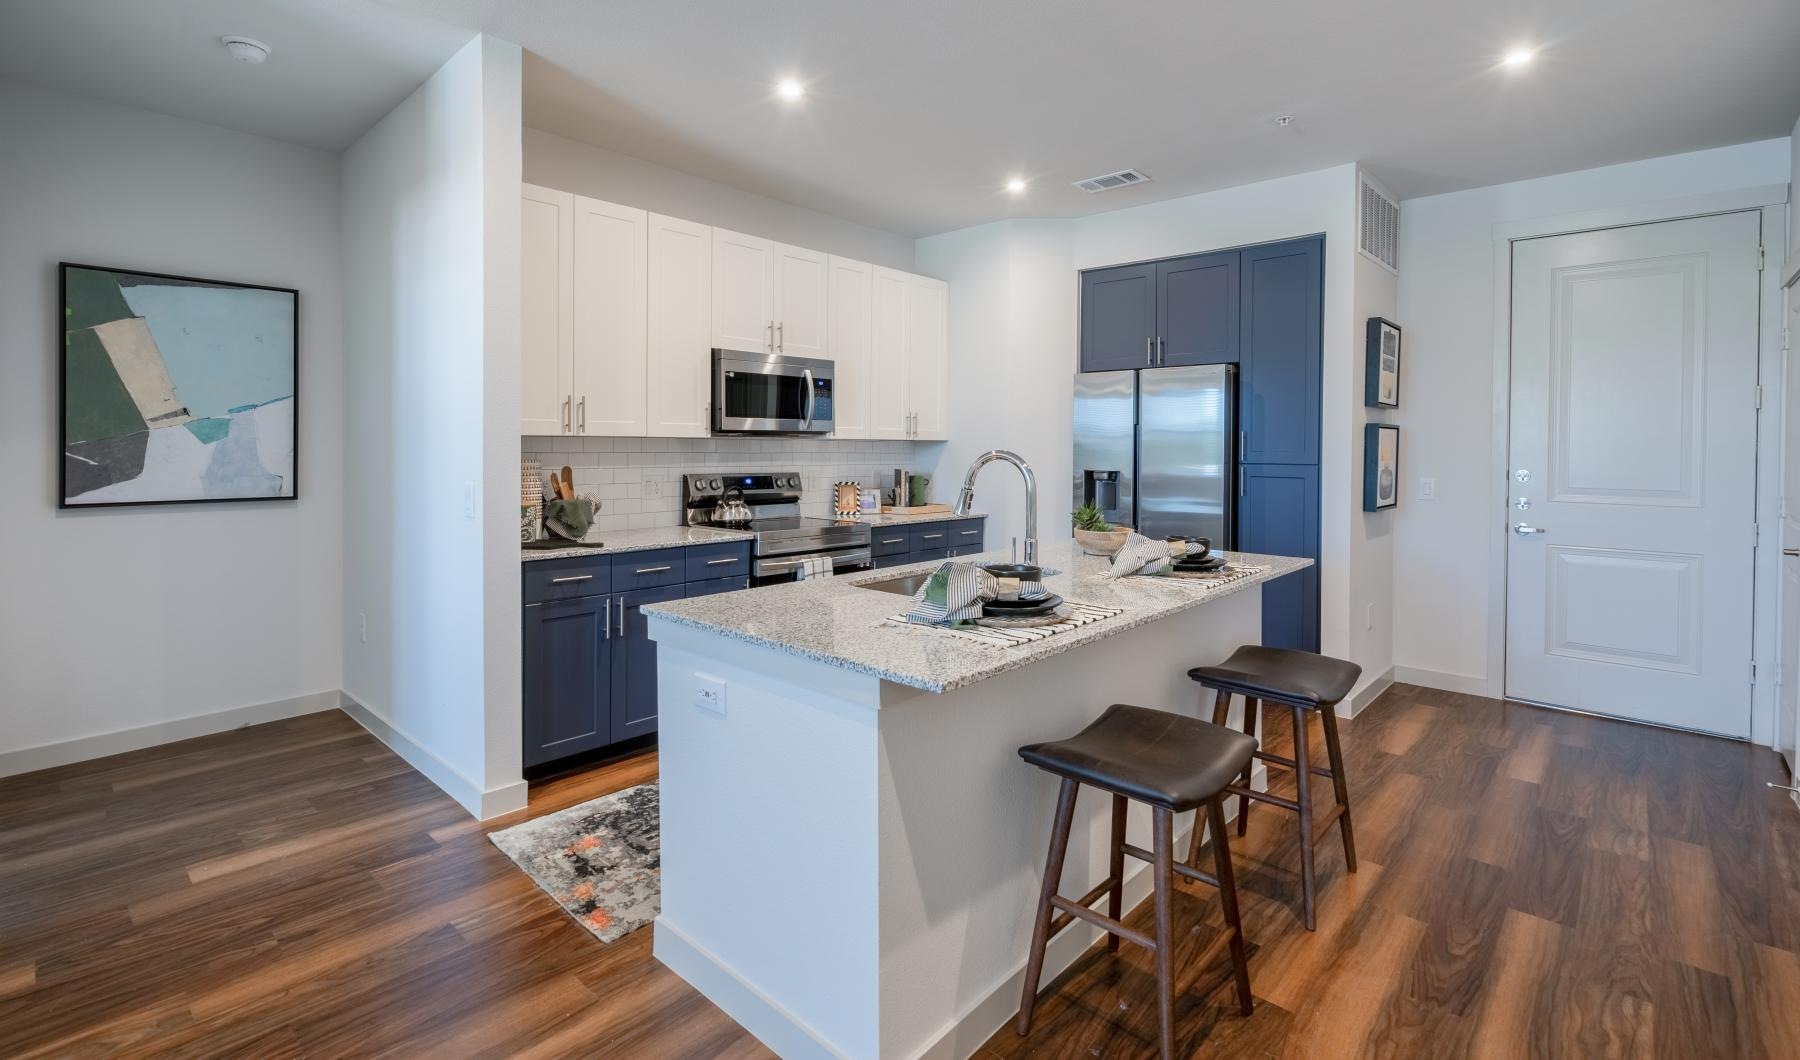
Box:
left=60, top=263, right=298, bottom=508
left=1365, top=317, right=1401, bottom=408
left=1363, top=423, right=1399, bottom=511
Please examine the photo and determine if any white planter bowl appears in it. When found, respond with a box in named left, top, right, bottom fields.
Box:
left=1074, top=526, right=1132, bottom=557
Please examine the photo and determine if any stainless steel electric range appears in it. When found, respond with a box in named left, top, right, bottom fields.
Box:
left=681, top=471, right=872, bottom=585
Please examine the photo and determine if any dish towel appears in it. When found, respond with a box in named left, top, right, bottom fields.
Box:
left=795, top=555, right=835, bottom=581
left=1103, top=533, right=1207, bottom=578
left=898, top=561, right=1048, bottom=625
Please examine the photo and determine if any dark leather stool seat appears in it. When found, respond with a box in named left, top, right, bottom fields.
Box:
left=1020, top=704, right=1256, bottom=811
left=1188, top=645, right=1361, bottom=931
left=1188, top=645, right=1360, bottom=708
left=1014, top=704, right=1256, bottom=1058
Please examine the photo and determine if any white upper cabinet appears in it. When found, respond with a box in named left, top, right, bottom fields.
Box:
left=520, top=183, right=574, bottom=435
left=827, top=256, right=872, bottom=438
left=772, top=243, right=829, bottom=357
left=647, top=213, right=713, bottom=437
left=906, top=274, right=949, bottom=440
left=711, top=227, right=774, bottom=354
left=869, top=266, right=911, bottom=440
left=572, top=196, right=648, bottom=436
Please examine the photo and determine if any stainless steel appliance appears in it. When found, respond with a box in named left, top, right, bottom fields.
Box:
left=1073, top=364, right=1235, bottom=545
left=712, top=350, right=835, bottom=435
left=682, top=471, right=872, bottom=585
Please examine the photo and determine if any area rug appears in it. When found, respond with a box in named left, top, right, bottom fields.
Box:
left=488, top=781, right=659, bottom=943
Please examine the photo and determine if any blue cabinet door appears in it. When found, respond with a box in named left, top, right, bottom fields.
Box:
left=1157, top=251, right=1240, bottom=365
left=522, top=594, right=612, bottom=768
left=1239, top=238, right=1322, bottom=465
left=1079, top=263, right=1157, bottom=373
left=1238, top=463, right=1319, bottom=652
left=612, top=583, right=684, bottom=743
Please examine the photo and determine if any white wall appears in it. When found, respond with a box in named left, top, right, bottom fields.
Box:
left=1350, top=228, right=1398, bottom=699
left=1393, top=138, right=1791, bottom=695
left=918, top=166, right=1386, bottom=692
left=0, top=79, right=344, bottom=773
left=524, top=127, right=915, bottom=271
left=340, top=35, right=525, bottom=818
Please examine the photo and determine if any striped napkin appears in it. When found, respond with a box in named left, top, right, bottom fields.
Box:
left=902, top=561, right=1047, bottom=626
left=1104, top=534, right=1207, bottom=578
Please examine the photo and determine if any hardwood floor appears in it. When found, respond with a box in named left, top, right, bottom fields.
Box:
left=1, top=684, right=1795, bottom=1058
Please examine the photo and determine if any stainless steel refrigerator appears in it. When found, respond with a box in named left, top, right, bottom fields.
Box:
left=1073, top=365, right=1235, bottom=546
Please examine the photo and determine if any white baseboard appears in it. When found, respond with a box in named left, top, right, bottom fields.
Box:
left=0, top=690, right=341, bottom=779
left=654, top=915, right=853, bottom=1060
left=336, top=692, right=527, bottom=820
left=1393, top=665, right=1494, bottom=698
left=1343, top=666, right=1395, bottom=718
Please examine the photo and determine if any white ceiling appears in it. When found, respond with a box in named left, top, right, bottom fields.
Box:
left=3, top=0, right=1797, bottom=237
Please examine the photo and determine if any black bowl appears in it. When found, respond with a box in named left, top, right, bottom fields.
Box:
left=981, top=562, right=1042, bottom=581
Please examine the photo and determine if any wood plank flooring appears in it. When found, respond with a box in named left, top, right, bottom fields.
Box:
left=1, top=683, right=1795, bottom=1058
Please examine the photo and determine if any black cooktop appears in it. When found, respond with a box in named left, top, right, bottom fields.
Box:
left=696, top=516, right=841, bottom=533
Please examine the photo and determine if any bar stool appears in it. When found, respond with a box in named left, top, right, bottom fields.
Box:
left=1187, top=646, right=1361, bottom=931
left=1015, top=704, right=1258, bottom=1059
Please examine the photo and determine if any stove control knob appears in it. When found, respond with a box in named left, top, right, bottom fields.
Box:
left=784, top=475, right=800, bottom=488
left=706, top=478, right=721, bottom=491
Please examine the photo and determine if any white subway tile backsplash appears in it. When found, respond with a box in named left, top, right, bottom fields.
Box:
left=523, top=434, right=928, bottom=528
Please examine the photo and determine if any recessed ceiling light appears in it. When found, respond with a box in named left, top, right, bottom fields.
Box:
left=775, top=77, right=805, bottom=102
left=1501, top=45, right=1537, bottom=69
left=220, top=36, right=270, bottom=65
left=1005, top=177, right=1027, bottom=194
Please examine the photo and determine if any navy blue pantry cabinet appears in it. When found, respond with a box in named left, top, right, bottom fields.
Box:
left=1238, top=237, right=1322, bottom=466
left=522, top=543, right=749, bottom=770
left=1156, top=250, right=1240, bottom=367
left=1238, top=463, right=1319, bottom=652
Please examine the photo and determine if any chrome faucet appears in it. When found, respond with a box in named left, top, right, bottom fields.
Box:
left=953, top=449, right=1036, bottom=566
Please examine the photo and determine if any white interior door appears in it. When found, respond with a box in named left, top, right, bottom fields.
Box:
left=1777, top=281, right=1800, bottom=771
left=571, top=195, right=647, bottom=436
left=1506, top=211, right=1763, bottom=736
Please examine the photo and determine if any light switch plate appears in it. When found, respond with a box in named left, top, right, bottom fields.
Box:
left=1418, top=477, right=1436, bottom=500
left=695, top=674, right=726, bottom=715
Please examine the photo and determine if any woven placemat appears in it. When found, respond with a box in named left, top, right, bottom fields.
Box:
left=885, top=600, right=1124, bottom=647
left=1163, top=563, right=1266, bottom=584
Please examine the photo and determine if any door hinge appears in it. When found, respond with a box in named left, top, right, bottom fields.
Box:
left=1750, top=659, right=1757, bottom=686
left=1757, top=245, right=1765, bottom=271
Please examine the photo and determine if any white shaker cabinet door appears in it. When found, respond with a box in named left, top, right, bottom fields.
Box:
left=648, top=213, right=713, bottom=437
left=520, top=184, right=574, bottom=436
left=773, top=242, right=829, bottom=358
left=826, top=256, right=872, bottom=438
left=868, top=266, right=911, bottom=440
left=906, top=274, right=949, bottom=440
left=571, top=195, right=647, bottom=436
left=711, top=227, right=773, bottom=355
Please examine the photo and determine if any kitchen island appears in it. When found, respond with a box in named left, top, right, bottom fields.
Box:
left=644, top=541, right=1309, bottom=1059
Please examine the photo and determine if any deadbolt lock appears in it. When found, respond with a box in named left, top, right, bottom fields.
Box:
left=1515, top=497, right=1531, bottom=510
left=1514, top=469, right=1531, bottom=483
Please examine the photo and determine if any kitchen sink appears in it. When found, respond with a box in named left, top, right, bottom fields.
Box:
left=854, top=572, right=935, bottom=596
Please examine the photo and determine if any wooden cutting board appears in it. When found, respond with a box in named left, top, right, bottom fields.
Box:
left=881, top=503, right=952, bottom=515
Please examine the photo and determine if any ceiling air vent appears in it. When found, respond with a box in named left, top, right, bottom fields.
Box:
left=1072, top=168, right=1150, bottom=194
left=1358, top=175, right=1400, bottom=272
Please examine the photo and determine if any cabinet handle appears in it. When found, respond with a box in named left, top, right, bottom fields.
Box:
left=1238, top=467, right=1245, bottom=497
left=562, top=396, right=571, bottom=433
left=1158, top=336, right=1165, bottom=366
left=550, top=574, right=593, bottom=584
left=777, top=321, right=785, bottom=352
left=880, top=537, right=905, bottom=544
left=576, top=395, right=586, bottom=433
left=959, top=529, right=979, bottom=536
left=767, top=321, right=775, bottom=351
left=633, top=565, right=673, bottom=575
left=604, top=600, right=611, bottom=639
left=704, top=557, right=739, bottom=566
left=921, top=533, right=945, bottom=541
left=1146, top=337, right=1154, bottom=366
left=617, top=597, right=625, bottom=636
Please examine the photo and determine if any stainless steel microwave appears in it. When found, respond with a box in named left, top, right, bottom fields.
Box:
left=711, top=349, right=835, bottom=435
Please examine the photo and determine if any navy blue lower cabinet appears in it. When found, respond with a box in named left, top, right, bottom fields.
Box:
left=683, top=576, right=749, bottom=597
left=612, top=584, right=683, bottom=743
left=522, top=594, right=613, bottom=768
left=1237, top=463, right=1319, bottom=652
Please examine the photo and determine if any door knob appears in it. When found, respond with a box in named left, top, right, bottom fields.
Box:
left=1784, top=548, right=1800, bottom=558
left=1513, top=523, right=1547, bottom=536
left=1769, top=781, right=1800, bottom=793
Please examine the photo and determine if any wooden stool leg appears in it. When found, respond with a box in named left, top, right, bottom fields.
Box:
left=1208, top=798, right=1255, bottom=1016
left=1291, top=706, right=1317, bottom=931
left=1236, top=697, right=1258, bottom=837
left=1319, top=703, right=1357, bottom=873
left=1192, top=690, right=1232, bottom=867
left=1107, top=793, right=1127, bottom=952
left=1017, top=778, right=1079, bottom=1036
left=1152, top=806, right=1177, bottom=1060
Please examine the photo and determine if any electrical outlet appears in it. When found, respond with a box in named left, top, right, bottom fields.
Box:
left=644, top=478, right=663, bottom=499
left=694, top=674, right=727, bottom=715
left=1365, top=603, right=1374, bottom=630
left=358, top=611, right=367, bottom=643
left=1418, top=477, right=1436, bottom=500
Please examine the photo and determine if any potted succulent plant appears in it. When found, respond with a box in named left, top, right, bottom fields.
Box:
left=1072, top=503, right=1132, bottom=556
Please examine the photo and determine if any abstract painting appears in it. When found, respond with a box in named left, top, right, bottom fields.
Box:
left=1364, top=422, right=1399, bottom=511
left=61, top=263, right=297, bottom=507
left=1365, top=317, right=1401, bottom=408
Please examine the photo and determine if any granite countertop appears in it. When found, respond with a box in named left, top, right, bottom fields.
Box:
left=856, top=510, right=986, bottom=527
left=520, top=525, right=753, bottom=562
left=643, top=539, right=1311, bottom=693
